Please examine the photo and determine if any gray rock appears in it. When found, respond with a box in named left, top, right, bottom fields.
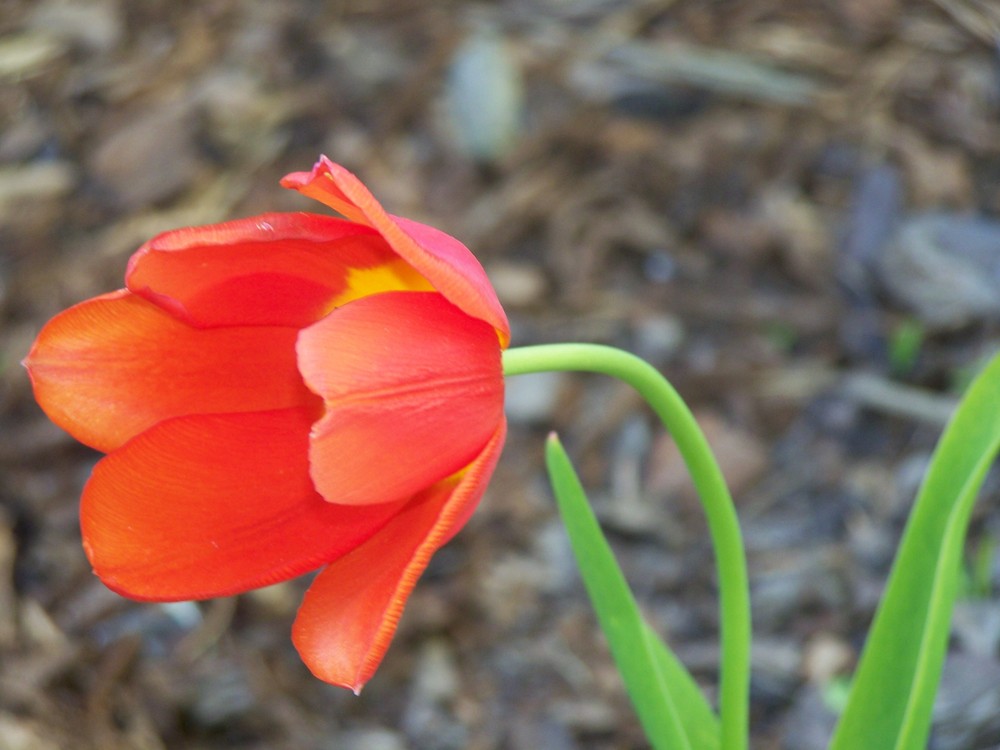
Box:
left=880, top=213, right=1000, bottom=327
left=782, top=686, right=837, bottom=750
left=335, top=728, right=407, bottom=750
left=446, top=25, right=524, bottom=162
left=931, top=653, right=1000, bottom=749
left=504, top=371, right=564, bottom=424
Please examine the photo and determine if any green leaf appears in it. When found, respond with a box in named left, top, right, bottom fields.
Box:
left=829, top=351, right=1000, bottom=750
left=642, top=621, right=721, bottom=749
left=545, top=434, right=720, bottom=750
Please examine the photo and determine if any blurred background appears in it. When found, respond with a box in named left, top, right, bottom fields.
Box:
left=3, top=1, right=1000, bottom=748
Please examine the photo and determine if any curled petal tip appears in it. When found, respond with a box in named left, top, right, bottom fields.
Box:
left=281, top=156, right=510, bottom=343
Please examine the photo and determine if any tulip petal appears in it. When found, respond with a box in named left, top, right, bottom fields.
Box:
left=281, top=157, right=510, bottom=345
left=24, top=291, right=317, bottom=452
left=297, top=292, right=504, bottom=506
left=292, top=422, right=506, bottom=690
left=126, top=212, right=433, bottom=328
left=81, top=408, right=408, bottom=601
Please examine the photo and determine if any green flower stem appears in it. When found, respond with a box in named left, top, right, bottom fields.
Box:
left=503, top=343, right=750, bottom=750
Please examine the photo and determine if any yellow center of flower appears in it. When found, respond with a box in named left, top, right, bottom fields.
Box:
left=326, top=258, right=435, bottom=311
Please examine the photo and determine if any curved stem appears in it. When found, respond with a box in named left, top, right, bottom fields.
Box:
left=503, top=343, right=750, bottom=750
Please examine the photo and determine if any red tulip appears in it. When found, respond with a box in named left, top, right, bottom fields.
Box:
left=24, top=156, right=509, bottom=692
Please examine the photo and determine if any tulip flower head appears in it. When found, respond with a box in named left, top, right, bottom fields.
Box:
left=25, top=156, right=509, bottom=692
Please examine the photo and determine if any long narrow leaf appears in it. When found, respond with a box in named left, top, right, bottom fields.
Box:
left=642, top=621, right=721, bottom=749
left=545, top=434, right=720, bottom=750
left=829, top=352, right=1000, bottom=750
